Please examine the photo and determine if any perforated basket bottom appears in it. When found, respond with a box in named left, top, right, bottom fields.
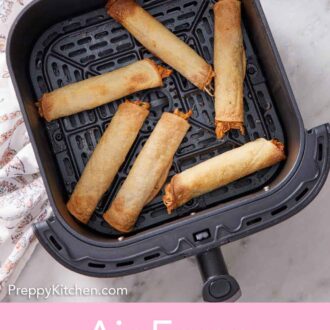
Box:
left=30, top=0, right=284, bottom=237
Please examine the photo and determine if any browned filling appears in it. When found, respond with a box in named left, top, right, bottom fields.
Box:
left=157, top=65, right=173, bottom=79
left=271, top=139, right=286, bottom=155
left=163, top=183, right=176, bottom=214
left=173, top=108, right=193, bottom=121
left=203, top=66, right=215, bottom=94
left=215, top=120, right=245, bottom=139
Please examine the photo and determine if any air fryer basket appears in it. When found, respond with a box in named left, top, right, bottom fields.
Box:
left=7, top=0, right=330, bottom=302
left=30, top=0, right=285, bottom=237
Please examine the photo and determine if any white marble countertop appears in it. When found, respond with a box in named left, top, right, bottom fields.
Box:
left=6, top=0, right=330, bottom=302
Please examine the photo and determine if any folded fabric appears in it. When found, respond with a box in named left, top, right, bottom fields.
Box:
left=0, top=0, right=52, bottom=301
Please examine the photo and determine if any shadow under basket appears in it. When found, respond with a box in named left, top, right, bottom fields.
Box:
left=7, top=0, right=330, bottom=302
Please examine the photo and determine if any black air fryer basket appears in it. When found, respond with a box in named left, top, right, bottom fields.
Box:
left=7, top=0, right=330, bottom=302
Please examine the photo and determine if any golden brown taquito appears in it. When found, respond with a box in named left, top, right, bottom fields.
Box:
left=163, top=139, right=286, bottom=213
left=103, top=109, right=192, bottom=233
left=214, top=0, right=246, bottom=139
left=106, top=0, right=214, bottom=91
left=38, top=59, right=171, bottom=121
left=67, top=100, right=150, bottom=224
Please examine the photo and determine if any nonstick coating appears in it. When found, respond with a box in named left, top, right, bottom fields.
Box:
left=29, top=0, right=284, bottom=237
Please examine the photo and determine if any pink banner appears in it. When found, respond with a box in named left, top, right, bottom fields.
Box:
left=0, top=303, right=328, bottom=329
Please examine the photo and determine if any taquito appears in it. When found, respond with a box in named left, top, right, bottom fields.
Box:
left=163, top=139, right=286, bottom=213
left=67, top=100, right=150, bottom=224
left=106, top=0, right=214, bottom=92
left=103, top=109, right=192, bottom=233
left=38, top=59, right=171, bottom=121
left=214, top=0, right=246, bottom=139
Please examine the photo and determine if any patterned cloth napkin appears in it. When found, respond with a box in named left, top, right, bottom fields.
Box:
left=0, top=0, right=52, bottom=300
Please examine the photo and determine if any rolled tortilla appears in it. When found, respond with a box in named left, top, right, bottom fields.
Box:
left=106, top=0, right=214, bottom=91
left=67, top=100, right=150, bottom=224
left=214, top=0, right=246, bottom=139
left=163, top=139, right=286, bottom=213
left=103, top=109, right=192, bottom=233
left=38, top=59, right=171, bottom=121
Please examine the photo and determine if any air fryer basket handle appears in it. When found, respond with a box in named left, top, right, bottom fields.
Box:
left=197, top=248, right=241, bottom=302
